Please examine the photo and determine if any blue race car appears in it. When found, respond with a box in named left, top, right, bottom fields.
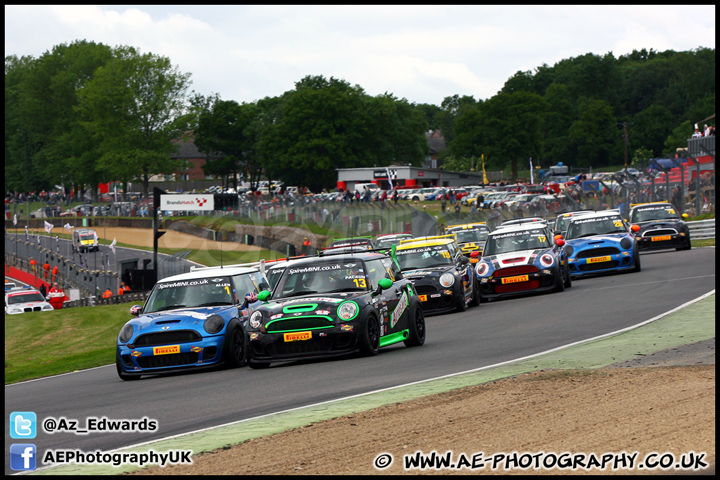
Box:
left=116, top=264, right=270, bottom=380
left=563, top=211, right=641, bottom=278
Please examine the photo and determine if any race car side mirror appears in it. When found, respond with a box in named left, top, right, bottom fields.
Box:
left=469, top=251, right=480, bottom=258
left=631, top=225, right=640, bottom=232
left=257, top=290, right=272, bottom=302
left=555, top=238, right=565, bottom=247
left=377, top=278, right=393, bottom=290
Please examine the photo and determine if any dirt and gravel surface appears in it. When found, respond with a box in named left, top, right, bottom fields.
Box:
left=115, top=228, right=714, bottom=475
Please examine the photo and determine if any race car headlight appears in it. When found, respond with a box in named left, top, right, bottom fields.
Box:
left=620, top=238, right=633, bottom=250
left=249, top=310, right=264, bottom=329
left=204, top=314, right=226, bottom=334
left=119, top=324, right=134, bottom=343
left=7, top=307, right=23, bottom=314
left=337, top=301, right=358, bottom=321
left=539, top=254, right=555, bottom=267
left=563, top=245, right=574, bottom=257
left=42, top=304, right=54, bottom=311
left=475, top=262, right=490, bottom=277
left=439, top=273, right=455, bottom=288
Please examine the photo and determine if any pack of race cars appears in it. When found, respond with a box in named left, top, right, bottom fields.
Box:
left=115, top=201, right=691, bottom=379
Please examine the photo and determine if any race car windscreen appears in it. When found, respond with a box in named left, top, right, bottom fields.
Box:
left=376, top=235, right=412, bottom=249
left=395, top=245, right=454, bottom=270
left=484, top=229, right=551, bottom=255
left=630, top=205, right=681, bottom=223
left=143, top=277, right=235, bottom=312
left=266, top=267, right=286, bottom=290
left=565, top=215, right=628, bottom=240
left=452, top=229, right=489, bottom=244
left=276, top=262, right=368, bottom=297
left=79, top=234, right=95, bottom=242
left=7, top=292, right=46, bottom=304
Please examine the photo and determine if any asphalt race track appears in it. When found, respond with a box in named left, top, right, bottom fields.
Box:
left=4, top=247, right=716, bottom=475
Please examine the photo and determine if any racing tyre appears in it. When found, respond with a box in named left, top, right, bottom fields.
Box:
left=455, top=285, right=468, bottom=312
left=553, top=267, right=565, bottom=292
left=404, top=303, right=426, bottom=347
left=359, top=315, right=380, bottom=356
left=222, top=325, right=247, bottom=368
left=468, top=280, right=480, bottom=307
left=678, top=239, right=692, bottom=251
left=116, top=350, right=140, bottom=381
left=633, top=249, right=642, bottom=272
left=563, top=264, right=572, bottom=289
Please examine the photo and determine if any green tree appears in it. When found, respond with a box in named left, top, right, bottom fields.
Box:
left=76, top=46, right=192, bottom=196
left=568, top=98, right=619, bottom=168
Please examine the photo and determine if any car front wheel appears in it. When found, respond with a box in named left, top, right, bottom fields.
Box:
left=359, top=315, right=380, bottom=356
left=404, top=304, right=426, bottom=347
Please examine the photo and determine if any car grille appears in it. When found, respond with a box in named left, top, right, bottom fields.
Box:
left=23, top=306, right=43, bottom=312
left=495, top=280, right=540, bottom=293
left=575, top=247, right=619, bottom=259
left=643, top=228, right=677, bottom=237
left=134, top=330, right=203, bottom=347
left=579, top=261, right=620, bottom=272
left=266, top=317, right=334, bottom=333
left=137, top=352, right=199, bottom=368
left=414, top=285, right=439, bottom=295
left=493, top=265, right=538, bottom=277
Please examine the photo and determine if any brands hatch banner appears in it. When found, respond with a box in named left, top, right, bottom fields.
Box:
left=160, top=194, right=214, bottom=211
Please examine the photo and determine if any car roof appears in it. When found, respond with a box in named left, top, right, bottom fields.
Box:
left=164, top=263, right=263, bottom=282
left=396, top=235, right=456, bottom=249
left=445, top=222, right=487, bottom=231
left=488, top=223, right=549, bottom=235
left=629, top=201, right=672, bottom=210
left=566, top=210, right=623, bottom=222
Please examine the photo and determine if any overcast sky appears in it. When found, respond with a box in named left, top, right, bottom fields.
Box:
left=5, top=5, right=716, bottom=107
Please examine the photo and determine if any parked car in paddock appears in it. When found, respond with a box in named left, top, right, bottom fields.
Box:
left=563, top=211, right=641, bottom=278
left=115, top=263, right=270, bottom=380
left=245, top=251, right=425, bottom=368
left=394, top=235, right=477, bottom=314
left=444, top=222, right=491, bottom=260
left=472, top=223, right=570, bottom=302
left=5, top=285, right=55, bottom=314
left=627, top=201, right=691, bottom=251
left=374, top=233, right=414, bottom=251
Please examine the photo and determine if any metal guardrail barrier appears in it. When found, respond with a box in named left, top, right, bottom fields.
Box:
left=687, top=219, right=715, bottom=241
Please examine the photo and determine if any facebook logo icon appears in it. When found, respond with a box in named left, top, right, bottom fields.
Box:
left=10, top=444, right=37, bottom=471
left=10, top=411, right=37, bottom=439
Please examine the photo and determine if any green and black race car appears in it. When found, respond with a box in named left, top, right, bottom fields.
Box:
left=245, top=250, right=425, bottom=368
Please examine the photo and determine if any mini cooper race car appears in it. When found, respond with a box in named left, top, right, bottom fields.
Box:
left=394, top=236, right=477, bottom=314
left=245, top=251, right=425, bottom=368
left=552, top=210, right=595, bottom=238
left=472, top=224, right=570, bottom=302
left=627, top=202, right=691, bottom=251
left=375, top=233, right=414, bottom=250
left=563, top=211, right=641, bottom=278
left=444, top=223, right=490, bottom=260
left=5, top=285, right=55, bottom=314
left=115, top=263, right=270, bottom=380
